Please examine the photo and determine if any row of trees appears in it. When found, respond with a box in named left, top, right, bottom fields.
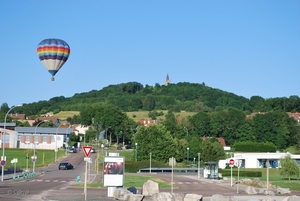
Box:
left=2, top=82, right=300, bottom=116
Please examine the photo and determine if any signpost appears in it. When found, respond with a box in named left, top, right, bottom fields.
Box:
left=229, top=158, right=234, bottom=187
left=82, top=145, right=92, bottom=201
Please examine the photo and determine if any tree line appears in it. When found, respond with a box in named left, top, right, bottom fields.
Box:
left=1, top=82, right=300, bottom=163
left=1, top=82, right=300, bottom=116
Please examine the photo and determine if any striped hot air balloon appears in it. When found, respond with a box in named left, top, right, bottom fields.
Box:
left=37, top=38, right=70, bottom=81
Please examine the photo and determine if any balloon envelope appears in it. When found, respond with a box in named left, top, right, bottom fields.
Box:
left=37, top=38, right=70, bottom=81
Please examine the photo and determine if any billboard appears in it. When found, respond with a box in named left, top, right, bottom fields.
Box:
left=103, top=156, right=124, bottom=187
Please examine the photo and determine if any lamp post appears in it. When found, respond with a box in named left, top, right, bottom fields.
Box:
left=198, top=153, right=200, bottom=179
left=55, top=126, right=59, bottom=162
left=135, top=143, right=138, bottom=161
left=33, top=120, right=47, bottom=172
left=1, top=104, right=22, bottom=182
left=186, top=147, right=189, bottom=162
left=184, top=127, right=188, bottom=136
left=150, top=152, right=152, bottom=174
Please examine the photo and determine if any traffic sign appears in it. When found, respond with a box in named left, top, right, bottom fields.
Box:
left=0, top=160, right=6, bottom=166
left=229, top=158, right=234, bottom=166
left=82, top=146, right=93, bottom=157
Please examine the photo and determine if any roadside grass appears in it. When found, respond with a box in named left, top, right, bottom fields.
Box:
left=82, top=174, right=174, bottom=189
left=0, top=148, right=66, bottom=170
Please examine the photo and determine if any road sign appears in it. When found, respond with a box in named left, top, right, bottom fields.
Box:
left=229, top=158, right=234, bottom=166
left=0, top=160, right=6, bottom=166
left=82, top=146, right=93, bottom=157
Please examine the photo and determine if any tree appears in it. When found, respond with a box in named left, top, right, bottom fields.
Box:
left=188, top=111, right=211, bottom=137
left=162, top=111, right=179, bottom=135
left=201, top=138, right=225, bottom=162
left=133, top=124, right=177, bottom=163
left=187, top=136, right=202, bottom=161
left=279, top=154, right=300, bottom=180
left=0, top=103, right=9, bottom=114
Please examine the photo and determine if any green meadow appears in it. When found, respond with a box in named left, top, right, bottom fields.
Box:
left=0, top=148, right=66, bottom=170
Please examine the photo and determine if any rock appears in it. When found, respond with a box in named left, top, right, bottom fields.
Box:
left=258, top=188, right=275, bottom=196
left=244, top=186, right=257, bottom=195
left=113, top=188, right=133, bottom=200
left=282, top=195, right=300, bottom=201
left=124, top=194, right=144, bottom=201
left=184, top=193, right=203, bottom=201
left=277, top=187, right=291, bottom=194
left=251, top=178, right=264, bottom=187
left=150, top=192, right=173, bottom=201
left=142, top=180, right=159, bottom=196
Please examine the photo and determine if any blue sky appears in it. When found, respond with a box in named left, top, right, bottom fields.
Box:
left=1, top=1, right=299, bottom=107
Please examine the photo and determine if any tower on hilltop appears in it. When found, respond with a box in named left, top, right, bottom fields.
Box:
left=164, top=74, right=171, bottom=86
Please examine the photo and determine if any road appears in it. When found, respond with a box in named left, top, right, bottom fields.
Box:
left=0, top=150, right=100, bottom=201
left=0, top=151, right=299, bottom=201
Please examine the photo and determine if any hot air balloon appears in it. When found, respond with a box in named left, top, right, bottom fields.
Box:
left=37, top=38, right=70, bottom=81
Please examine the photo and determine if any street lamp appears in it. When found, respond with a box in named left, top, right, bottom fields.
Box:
left=135, top=143, right=138, bottom=161
left=55, top=126, right=60, bottom=162
left=198, top=153, right=201, bottom=179
left=186, top=147, right=189, bottom=161
left=1, top=104, right=22, bottom=182
left=33, top=120, right=47, bottom=172
left=184, top=127, right=188, bottom=136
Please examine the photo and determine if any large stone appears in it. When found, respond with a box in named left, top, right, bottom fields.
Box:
left=277, top=187, right=291, bottom=194
left=151, top=192, right=173, bottom=201
left=124, top=194, right=144, bottom=201
left=113, top=188, right=133, bottom=200
left=184, top=193, right=203, bottom=201
left=251, top=178, right=264, bottom=187
left=142, top=180, right=159, bottom=196
left=258, top=188, right=275, bottom=196
left=282, top=195, right=300, bottom=201
left=244, top=186, right=257, bottom=195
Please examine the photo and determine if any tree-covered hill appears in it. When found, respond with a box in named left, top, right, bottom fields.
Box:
left=2, top=81, right=300, bottom=116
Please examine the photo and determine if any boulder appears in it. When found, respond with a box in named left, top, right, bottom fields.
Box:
left=184, top=193, right=203, bottom=201
left=282, top=195, right=300, bottom=201
left=124, top=194, right=144, bottom=201
left=244, top=186, right=257, bottom=195
left=142, top=180, right=159, bottom=196
left=258, top=188, right=275, bottom=196
left=277, top=187, right=291, bottom=194
left=151, top=192, right=173, bottom=201
left=113, top=188, right=133, bottom=200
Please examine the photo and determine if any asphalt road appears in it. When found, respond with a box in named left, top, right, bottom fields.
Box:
left=0, top=151, right=299, bottom=201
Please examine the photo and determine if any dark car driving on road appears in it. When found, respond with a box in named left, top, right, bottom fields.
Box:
left=59, top=162, right=74, bottom=170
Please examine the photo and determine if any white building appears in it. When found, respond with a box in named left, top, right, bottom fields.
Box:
left=219, top=152, right=300, bottom=169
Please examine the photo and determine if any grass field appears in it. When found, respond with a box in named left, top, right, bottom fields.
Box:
left=0, top=148, right=66, bottom=170
left=56, top=110, right=196, bottom=122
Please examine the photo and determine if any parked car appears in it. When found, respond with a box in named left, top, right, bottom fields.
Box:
left=69, top=148, right=77, bottom=153
left=117, top=145, right=122, bottom=150
left=58, top=162, right=73, bottom=170
left=91, top=148, right=96, bottom=153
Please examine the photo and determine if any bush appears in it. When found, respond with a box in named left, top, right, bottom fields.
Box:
left=219, top=169, right=262, bottom=177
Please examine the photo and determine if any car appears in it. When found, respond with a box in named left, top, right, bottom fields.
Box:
left=117, top=145, right=122, bottom=150
left=91, top=148, right=96, bottom=153
left=58, top=162, right=73, bottom=170
left=68, top=148, right=77, bottom=153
